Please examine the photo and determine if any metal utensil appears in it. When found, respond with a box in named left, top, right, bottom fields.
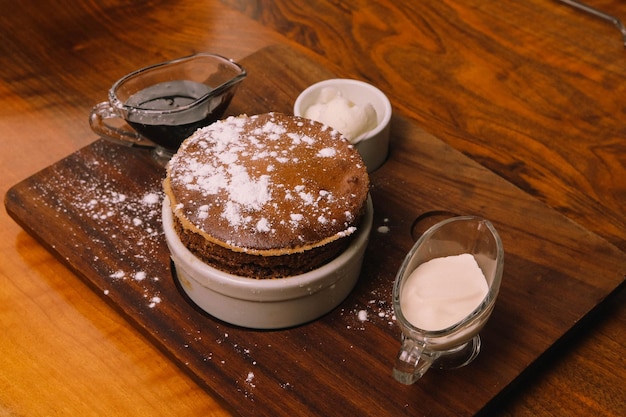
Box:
left=556, top=0, right=626, bottom=47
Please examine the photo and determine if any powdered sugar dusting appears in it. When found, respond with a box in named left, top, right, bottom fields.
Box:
left=142, top=192, right=160, bottom=205
left=167, top=113, right=369, bottom=250
left=358, top=310, right=368, bottom=321
left=340, top=280, right=396, bottom=331
left=29, top=142, right=169, bottom=311
left=377, top=217, right=391, bottom=234
left=245, top=371, right=256, bottom=387
left=317, top=147, right=336, bottom=157
left=110, top=270, right=125, bottom=279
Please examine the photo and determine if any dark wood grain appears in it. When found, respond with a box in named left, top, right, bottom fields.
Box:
left=6, top=45, right=625, bottom=417
left=221, top=0, right=626, bottom=254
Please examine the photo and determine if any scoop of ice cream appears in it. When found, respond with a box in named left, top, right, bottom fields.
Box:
left=304, top=87, right=378, bottom=143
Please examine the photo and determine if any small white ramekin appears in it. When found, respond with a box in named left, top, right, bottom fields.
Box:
left=162, top=195, right=373, bottom=329
left=294, top=78, right=392, bottom=172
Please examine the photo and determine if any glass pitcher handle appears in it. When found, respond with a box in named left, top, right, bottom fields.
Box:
left=89, top=102, right=154, bottom=147
left=392, top=337, right=438, bottom=385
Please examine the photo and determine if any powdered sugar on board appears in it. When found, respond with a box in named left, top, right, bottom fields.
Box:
left=340, top=286, right=396, bottom=331
left=16, top=139, right=400, bottom=406
left=24, top=141, right=168, bottom=311
left=18, top=142, right=304, bottom=400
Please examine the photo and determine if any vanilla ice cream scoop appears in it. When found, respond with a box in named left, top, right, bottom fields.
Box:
left=304, top=87, right=378, bottom=143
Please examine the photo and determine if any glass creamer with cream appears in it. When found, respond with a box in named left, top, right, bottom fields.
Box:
left=392, top=216, right=504, bottom=384
left=400, top=253, right=488, bottom=331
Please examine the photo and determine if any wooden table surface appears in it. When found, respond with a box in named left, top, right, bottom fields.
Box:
left=1, top=0, right=624, bottom=416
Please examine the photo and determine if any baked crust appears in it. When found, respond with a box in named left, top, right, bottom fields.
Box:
left=164, top=112, right=369, bottom=278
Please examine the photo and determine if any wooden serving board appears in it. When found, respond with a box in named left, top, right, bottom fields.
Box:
left=5, top=45, right=626, bottom=416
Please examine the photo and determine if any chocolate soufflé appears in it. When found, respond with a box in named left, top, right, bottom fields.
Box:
left=163, top=112, right=370, bottom=278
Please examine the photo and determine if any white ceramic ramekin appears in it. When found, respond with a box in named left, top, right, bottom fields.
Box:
left=294, top=78, right=392, bottom=172
left=162, top=195, right=373, bottom=329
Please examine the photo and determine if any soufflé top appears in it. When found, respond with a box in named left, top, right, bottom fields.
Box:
left=163, top=112, right=369, bottom=278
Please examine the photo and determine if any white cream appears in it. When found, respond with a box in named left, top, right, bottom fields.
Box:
left=400, top=253, right=488, bottom=331
left=304, top=87, right=377, bottom=143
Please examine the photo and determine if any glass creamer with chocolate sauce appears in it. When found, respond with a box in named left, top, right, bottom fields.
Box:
left=90, top=53, right=246, bottom=165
